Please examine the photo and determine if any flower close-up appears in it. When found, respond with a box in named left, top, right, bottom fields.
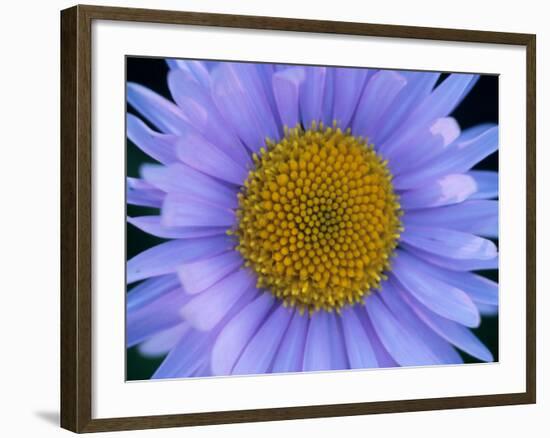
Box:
left=126, top=59, right=498, bottom=379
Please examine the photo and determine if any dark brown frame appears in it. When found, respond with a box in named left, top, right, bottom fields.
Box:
left=61, top=4, right=536, bottom=433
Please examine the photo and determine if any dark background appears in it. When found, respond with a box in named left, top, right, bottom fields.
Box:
left=126, top=57, right=499, bottom=380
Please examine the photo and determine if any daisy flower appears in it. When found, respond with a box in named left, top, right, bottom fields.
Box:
left=126, top=60, right=498, bottom=378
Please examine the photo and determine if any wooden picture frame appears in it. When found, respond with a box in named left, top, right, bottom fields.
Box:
left=61, top=4, right=536, bottom=433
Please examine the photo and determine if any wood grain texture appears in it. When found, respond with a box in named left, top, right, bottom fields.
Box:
left=60, top=5, right=93, bottom=432
left=60, top=4, right=537, bottom=433
left=525, top=34, right=536, bottom=404
left=60, top=5, right=78, bottom=432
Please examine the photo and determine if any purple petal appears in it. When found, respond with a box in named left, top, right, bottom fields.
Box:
left=459, top=75, right=480, bottom=102
left=388, top=117, right=460, bottom=175
left=302, top=311, right=332, bottom=371
left=354, top=307, right=398, bottom=367
left=380, top=74, right=475, bottom=158
left=352, top=70, right=407, bottom=139
left=400, top=174, right=477, bottom=210
left=403, top=200, right=498, bottom=238
left=176, top=130, right=248, bottom=185
left=332, top=67, right=369, bottom=129
left=365, top=293, right=440, bottom=366
left=127, top=177, right=156, bottom=190
left=153, top=282, right=255, bottom=379
left=320, top=68, right=335, bottom=125
left=340, top=306, right=378, bottom=368
left=477, top=303, right=499, bottom=316
left=403, top=245, right=499, bottom=271
left=271, top=311, right=310, bottom=373
left=127, top=177, right=164, bottom=208
left=373, top=71, right=440, bottom=145
left=180, top=268, right=257, bottom=331
left=255, top=63, right=283, bottom=130
left=152, top=274, right=258, bottom=379
left=211, top=293, right=275, bottom=375
left=400, top=289, right=493, bottom=362
left=233, top=304, right=294, bottom=375
left=272, top=67, right=305, bottom=128
left=127, top=287, right=189, bottom=347
left=138, top=323, right=189, bottom=357
left=128, top=216, right=226, bottom=239
left=455, top=275, right=499, bottom=307
left=167, top=69, right=251, bottom=165
left=161, top=193, right=236, bottom=228
left=381, top=280, right=463, bottom=364
left=393, top=125, right=498, bottom=190
left=127, top=114, right=179, bottom=164
left=141, top=163, right=238, bottom=208
left=400, top=226, right=497, bottom=260
left=326, top=312, right=349, bottom=370
left=211, top=63, right=280, bottom=152
left=127, top=274, right=181, bottom=312
left=391, top=250, right=480, bottom=327
left=178, top=250, right=244, bottom=294
left=300, top=66, right=327, bottom=128
left=127, top=236, right=234, bottom=283
left=303, top=311, right=348, bottom=371
left=166, top=59, right=211, bottom=88
left=397, top=261, right=498, bottom=306
left=152, top=328, right=212, bottom=379
left=467, top=171, right=498, bottom=200
left=192, top=362, right=213, bottom=378
left=459, top=123, right=496, bottom=142
left=127, top=82, right=188, bottom=135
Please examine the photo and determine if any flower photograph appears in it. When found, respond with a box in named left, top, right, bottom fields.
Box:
left=126, top=58, right=498, bottom=380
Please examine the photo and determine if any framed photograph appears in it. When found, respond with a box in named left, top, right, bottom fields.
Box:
left=60, top=4, right=536, bottom=433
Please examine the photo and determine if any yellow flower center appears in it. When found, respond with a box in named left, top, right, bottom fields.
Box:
left=234, top=123, right=402, bottom=313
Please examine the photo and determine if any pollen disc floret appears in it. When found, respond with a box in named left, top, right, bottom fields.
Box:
left=235, top=123, right=402, bottom=313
